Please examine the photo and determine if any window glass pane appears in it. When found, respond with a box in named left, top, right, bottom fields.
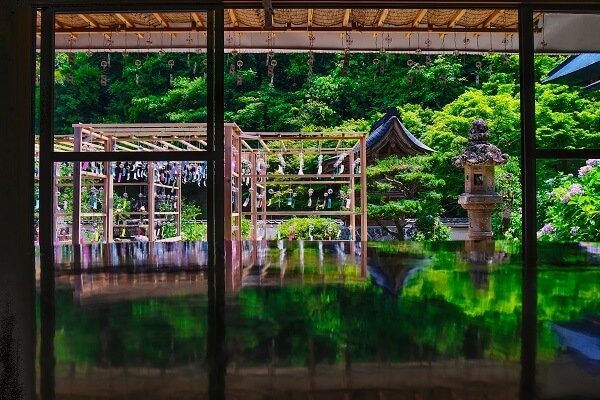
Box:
left=534, top=12, right=600, bottom=150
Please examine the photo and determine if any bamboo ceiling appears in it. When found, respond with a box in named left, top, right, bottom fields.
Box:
left=37, top=9, right=600, bottom=53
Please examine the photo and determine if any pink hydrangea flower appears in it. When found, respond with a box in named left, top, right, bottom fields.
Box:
left=579, top=165, right=592, bottom=177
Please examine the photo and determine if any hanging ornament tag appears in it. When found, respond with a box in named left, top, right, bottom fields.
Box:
left=475, top=74, right=480, bottom=85
left=229, top=63, right=236, bottom=75
left=100, top=75, right=107, bottom=86
left=68, top=53, right=74, bottom=65
left=237, top=73, right=242, bottom=86
left=67, top=73, right=73, bottom=84
left=169, top=73, right=174, bottom=87
left=408, top=73, right=413, bottom=85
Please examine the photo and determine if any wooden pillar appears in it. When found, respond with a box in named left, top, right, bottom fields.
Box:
left=177, top=161, right=182, bottom=238
left=260, top=152, right=267, bottom=239
left=224, top=125, right=233, bottom=240
left=148, top=162, right=155, bottom=241
left=52, top=162, right=59, bottom=243
left=0, top=2, right=37, bottom=397
left=250, top=151, right=257, bottom=240
left=236, top=135, right=243, bottom=240
left=104, top=137, right=113, bottom=242
left=72, top=126, right=82, bottom=245
left=360, top=136, right=368, bottom=242
left=349, top=147, right=356, bottom=241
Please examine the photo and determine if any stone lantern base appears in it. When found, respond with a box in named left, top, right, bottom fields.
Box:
left=458, top=193, right=502, bottom=240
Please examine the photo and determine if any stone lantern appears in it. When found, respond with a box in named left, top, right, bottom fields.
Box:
left=452, top=119, right=509, bottom=239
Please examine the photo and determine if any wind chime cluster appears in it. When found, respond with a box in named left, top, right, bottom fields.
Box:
left=63, top=27, right=207, bottom=88
left=237, top=151, right=359, bottom=212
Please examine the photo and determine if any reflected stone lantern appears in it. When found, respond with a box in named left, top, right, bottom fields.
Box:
left=452, top=119, right=509, bottom=239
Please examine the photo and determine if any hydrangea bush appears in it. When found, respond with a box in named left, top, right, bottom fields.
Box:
left=538, top=159, right=600, bottom=241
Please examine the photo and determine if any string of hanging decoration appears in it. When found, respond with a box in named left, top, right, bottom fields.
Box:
left=38, top=8, right=559, bottom=53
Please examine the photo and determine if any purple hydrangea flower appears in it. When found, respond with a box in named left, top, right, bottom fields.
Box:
left=570, top=226, right=580, bottom=236
left=560, top=195, right=571, bottom=204
left=579, top=165, right=592, bottom=177
left=586, top=159, right=600, bottom=166
left=540, top=223, right=556, bottom=235
left=569, top=184, right=584, bottom=196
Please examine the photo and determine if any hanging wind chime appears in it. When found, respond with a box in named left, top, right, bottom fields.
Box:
left=407, top=34, right=414, bottom=85
left=342, top=32, right=352, bottom=75
left=307, top=32, right=315, bottom=83
left=266, top=32, right=277, bottom=87
left=168, top=34, right=175, bottom=87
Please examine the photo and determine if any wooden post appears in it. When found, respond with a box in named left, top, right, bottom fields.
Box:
left=72, top=126, right=82, bottom=245
left=360, top=135, right=368, bottom=242
left=349, top=147, right=356, bottom=241
left=52, top=163, right=59, bottom=244
left=224, top=125, right=233, bottom=240
left=250, top=151, right=257, bottom=240
left=148, top=162, right=155, bottom=241
left=104, top=137, right=113, bottom=243
left=236, top=134, right=243, bottom=240
left=177, top=161, right=182, bottom=238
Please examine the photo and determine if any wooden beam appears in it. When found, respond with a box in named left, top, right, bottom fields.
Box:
left=342, top=9, right=351, bottom=27
left=191, top=12, right=204, bottom=28
left=228, top=9, right=239, bottom=27
left=153, top=13, right=168, bottom=28
left=411, top=9, right=427, bottom=28
left=533, top=12, right=543, bottom=23
left=78, top=14, right=99, bottom=28
left=448, top=9, right=466, bottom=28
left=115, top=13, right=134, bottom=29
left=377, top=9, right=389, bottom=27
left=307, top=9, right=313, bottom=28
left=483, top=10, right=502, bottom=28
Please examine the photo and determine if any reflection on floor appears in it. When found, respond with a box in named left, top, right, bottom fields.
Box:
left=39, top=240, right=600, bottom=399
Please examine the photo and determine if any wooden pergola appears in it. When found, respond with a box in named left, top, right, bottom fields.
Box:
left=37, top=123, right=367, bottom=244
left=234, top=130, right=368, bottom=241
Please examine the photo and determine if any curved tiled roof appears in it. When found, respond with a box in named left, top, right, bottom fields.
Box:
left=355, top=107, right=435, bottom=161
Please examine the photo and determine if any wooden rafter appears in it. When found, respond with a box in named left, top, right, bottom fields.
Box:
left=448, top=9, right=466, bottom=28
left=115, top=13, right=135, bottom=28
left=307, top=9, right=313, bottom=28
left=228, top=9, right=239, bottom=27
left=153, top=13, right=169, bottom=28
left=377, top=9, right=389, bottom=27
left=78, top=14, right=99, bottom=28
left=411, top=9, right=427, bottom=28
left=342, top=9, right=351, bottom=27
left=191, top=12, right=204, bottom=28
left=483, top=10, right=502, bottom=28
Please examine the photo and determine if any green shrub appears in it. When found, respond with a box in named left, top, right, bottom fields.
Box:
left=276, top=217, right=341, bottom=240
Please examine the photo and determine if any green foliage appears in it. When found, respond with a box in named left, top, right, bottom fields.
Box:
left=367, top=155, right=448, bottom=240
left=48, top=52, right=600, bottom=242
left=492, top=158, right=522, bottom=241
left=276, top=217, right=341, bottom=240
left=537, top=160, right=600, bottom=241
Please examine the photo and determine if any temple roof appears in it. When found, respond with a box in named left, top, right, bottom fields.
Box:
left=361, top=107, right=435, bottom=164
left=543, top=53, right=600, bottom=86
